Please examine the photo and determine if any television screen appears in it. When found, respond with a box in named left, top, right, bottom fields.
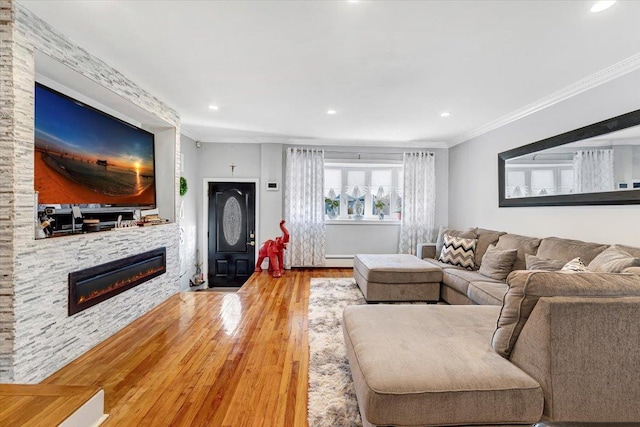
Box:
left=34, top=83, right=156, bottom=207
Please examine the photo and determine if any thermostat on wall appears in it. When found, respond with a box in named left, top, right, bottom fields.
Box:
left=266, top=182, right=279, bottom=191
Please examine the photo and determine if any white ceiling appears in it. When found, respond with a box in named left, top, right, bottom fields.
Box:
left=18, top=0, right=640, bottom=147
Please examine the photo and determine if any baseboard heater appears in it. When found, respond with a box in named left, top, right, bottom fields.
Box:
left=325, top=255, right=354, bottom=268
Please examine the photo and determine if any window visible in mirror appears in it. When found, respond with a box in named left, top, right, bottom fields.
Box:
left=498, top=108, right=640, bottom=207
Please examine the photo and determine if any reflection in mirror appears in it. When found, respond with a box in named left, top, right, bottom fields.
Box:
left=505, top=126, right=640, bottom=198
left=498, top=108, right=640, bottom=207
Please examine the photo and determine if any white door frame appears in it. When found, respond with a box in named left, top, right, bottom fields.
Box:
left=201, top=178, right=260, bottom=286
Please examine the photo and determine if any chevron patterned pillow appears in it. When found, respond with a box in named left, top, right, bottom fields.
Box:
left=438, top=234, right=477, bottom=270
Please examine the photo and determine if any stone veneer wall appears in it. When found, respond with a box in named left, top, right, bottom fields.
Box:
left=0, top=2, right=181, bottom=383
left=0, top=0, right=16, bottom=382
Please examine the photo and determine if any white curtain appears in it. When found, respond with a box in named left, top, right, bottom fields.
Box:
left=573, top=149, right=614, bottom=193
left=284, top=147, right=326, bottom=268
left=399, top=151, right=436, bottom=255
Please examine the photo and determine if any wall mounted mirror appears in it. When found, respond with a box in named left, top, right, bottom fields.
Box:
left=498, top=109, right=640, bottom=207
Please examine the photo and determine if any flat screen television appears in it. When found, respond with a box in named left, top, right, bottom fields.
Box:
left=34, top=82, right=156, bottom=207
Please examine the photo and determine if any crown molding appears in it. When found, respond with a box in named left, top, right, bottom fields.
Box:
left=450, top=52, right=640, bottom=147
left=285, top=137, right=448, bottom=149
left=190, top=135, right=449, bottom=149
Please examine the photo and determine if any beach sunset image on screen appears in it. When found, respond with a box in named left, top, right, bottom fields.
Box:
left=34, top=83, right=156, bottom=206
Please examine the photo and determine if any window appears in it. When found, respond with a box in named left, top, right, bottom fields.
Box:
left=505, top=164, right=574, bottom=197
left=324, top=162, right=403, bottom=219
left=530, top=169, right=554, bottom=195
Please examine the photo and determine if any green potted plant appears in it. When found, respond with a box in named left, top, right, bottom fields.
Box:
left=180, top=176, right=188, bottom=196
left=374, top=199, right=386, bottom=220
left=324, top=197, right=339, bottom=219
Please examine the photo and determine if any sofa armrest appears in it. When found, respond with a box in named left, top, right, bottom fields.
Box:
left=416, top=243, right=437, bottom=259
left=623, top=266, right=640, bottom=275
left=510, top=296, right=640, bottom=422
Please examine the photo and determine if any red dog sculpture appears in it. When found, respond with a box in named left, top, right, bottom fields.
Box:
left=255, top=220, right=290, bottom=278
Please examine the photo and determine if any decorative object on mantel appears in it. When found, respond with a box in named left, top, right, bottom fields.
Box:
left=179, top=176, right=188, bottom=196
left=139, top=208, right=167, bottom=226
left=230, top=163, right=236, bottom=176
left=255, top=220, right=290, bottom=278
left=394, top=208, right=402, bottom=220
left=34, top=192, right=46, bottom=239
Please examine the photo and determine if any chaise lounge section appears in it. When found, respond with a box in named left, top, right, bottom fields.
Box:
left=345, top=230, right=640, bottom=426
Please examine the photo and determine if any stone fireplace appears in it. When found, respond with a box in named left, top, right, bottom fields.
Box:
left=68, top=248, right=167, bottom=316
left=2, top=3, right=181, bottom=384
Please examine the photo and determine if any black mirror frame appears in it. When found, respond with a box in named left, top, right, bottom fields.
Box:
left=498, top=108, right=640, bottom=207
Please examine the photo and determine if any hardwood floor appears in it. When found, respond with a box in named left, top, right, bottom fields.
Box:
left=0, top=384, right=101, bottom=427
left=42, top=268, right=353, bottom=427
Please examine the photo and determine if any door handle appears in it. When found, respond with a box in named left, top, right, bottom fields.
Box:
left=247, top=241, right=255, bottom=246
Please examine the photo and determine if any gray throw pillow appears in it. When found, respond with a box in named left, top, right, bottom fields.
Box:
left=479, top=245, right=518, bottom=281
left=525, top=254, right=565, bottom=271
left=588, top=245, right=640, bottom=273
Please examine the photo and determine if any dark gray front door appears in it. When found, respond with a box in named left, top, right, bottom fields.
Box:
left=208, top=182, right=256, bottom=287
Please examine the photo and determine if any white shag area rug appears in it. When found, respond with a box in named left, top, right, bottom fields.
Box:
left=308, top=277, right=365, bottom=427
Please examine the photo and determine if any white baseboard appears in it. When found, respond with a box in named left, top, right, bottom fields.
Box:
left=60, top=389, right=107, bottom=427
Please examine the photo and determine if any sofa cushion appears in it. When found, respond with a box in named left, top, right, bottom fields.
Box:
left=624, top=266, right=640, bottom=275
left=421, top=257, right=465, bottom=270
left=467, top=281, right=508, bottom=306
left=525, top=254, right=565, bottom=271
left=618, top=244, right=640, bottom=258
left=443, top=268, right=501, bottom=295
left=537, top=236, right=607, bottom=265
left=343, top=304, right=543, bottom=426
left=588, top=245, right=640, bottom=273
left=435, top=226, right=477, bottom=258
left=474, top=228, right=507, bottom=268
left=439, top=234, right=477, bottom=270
left=561, top=257, right=587, bottom=272
left=492, top=270, right=640, bottom=358
left=479, top=245, right=518, bottom=281
left=496, top=233, right=541, bottom=271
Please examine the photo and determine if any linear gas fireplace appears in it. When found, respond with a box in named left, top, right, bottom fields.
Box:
left=68, top=247, right=166, bottom=316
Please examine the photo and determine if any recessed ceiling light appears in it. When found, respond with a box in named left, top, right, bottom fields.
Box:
left=440, top=112, right=451, bottom=118
left=591, top=1, right=616, bottom=12
left=208, top=105, right=219, bottom=111
left=347, top=0, right=359, bottom=3
left=327, top=109, right=337, bottom=115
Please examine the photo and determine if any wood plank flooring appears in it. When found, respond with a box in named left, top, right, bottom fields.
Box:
left=0, top=384, right=101, bottom=427
left=42, top=268, right=352, bottom=427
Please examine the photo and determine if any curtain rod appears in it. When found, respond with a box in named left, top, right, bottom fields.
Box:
left=324, top=150, right=433, bottom=157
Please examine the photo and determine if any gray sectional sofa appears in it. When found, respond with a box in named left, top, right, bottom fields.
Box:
left=344, top=228, right=640, bottom=426
left=417, top=227, right=640, bottom=306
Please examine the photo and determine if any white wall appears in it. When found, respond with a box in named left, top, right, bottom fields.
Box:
left=326, top=223, right=400, bottom=257
left=260, top=144, right=285, bottom=244
left=449, top=68, right=640, bottom=246
left=179, top=134, right=199, bottom=289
